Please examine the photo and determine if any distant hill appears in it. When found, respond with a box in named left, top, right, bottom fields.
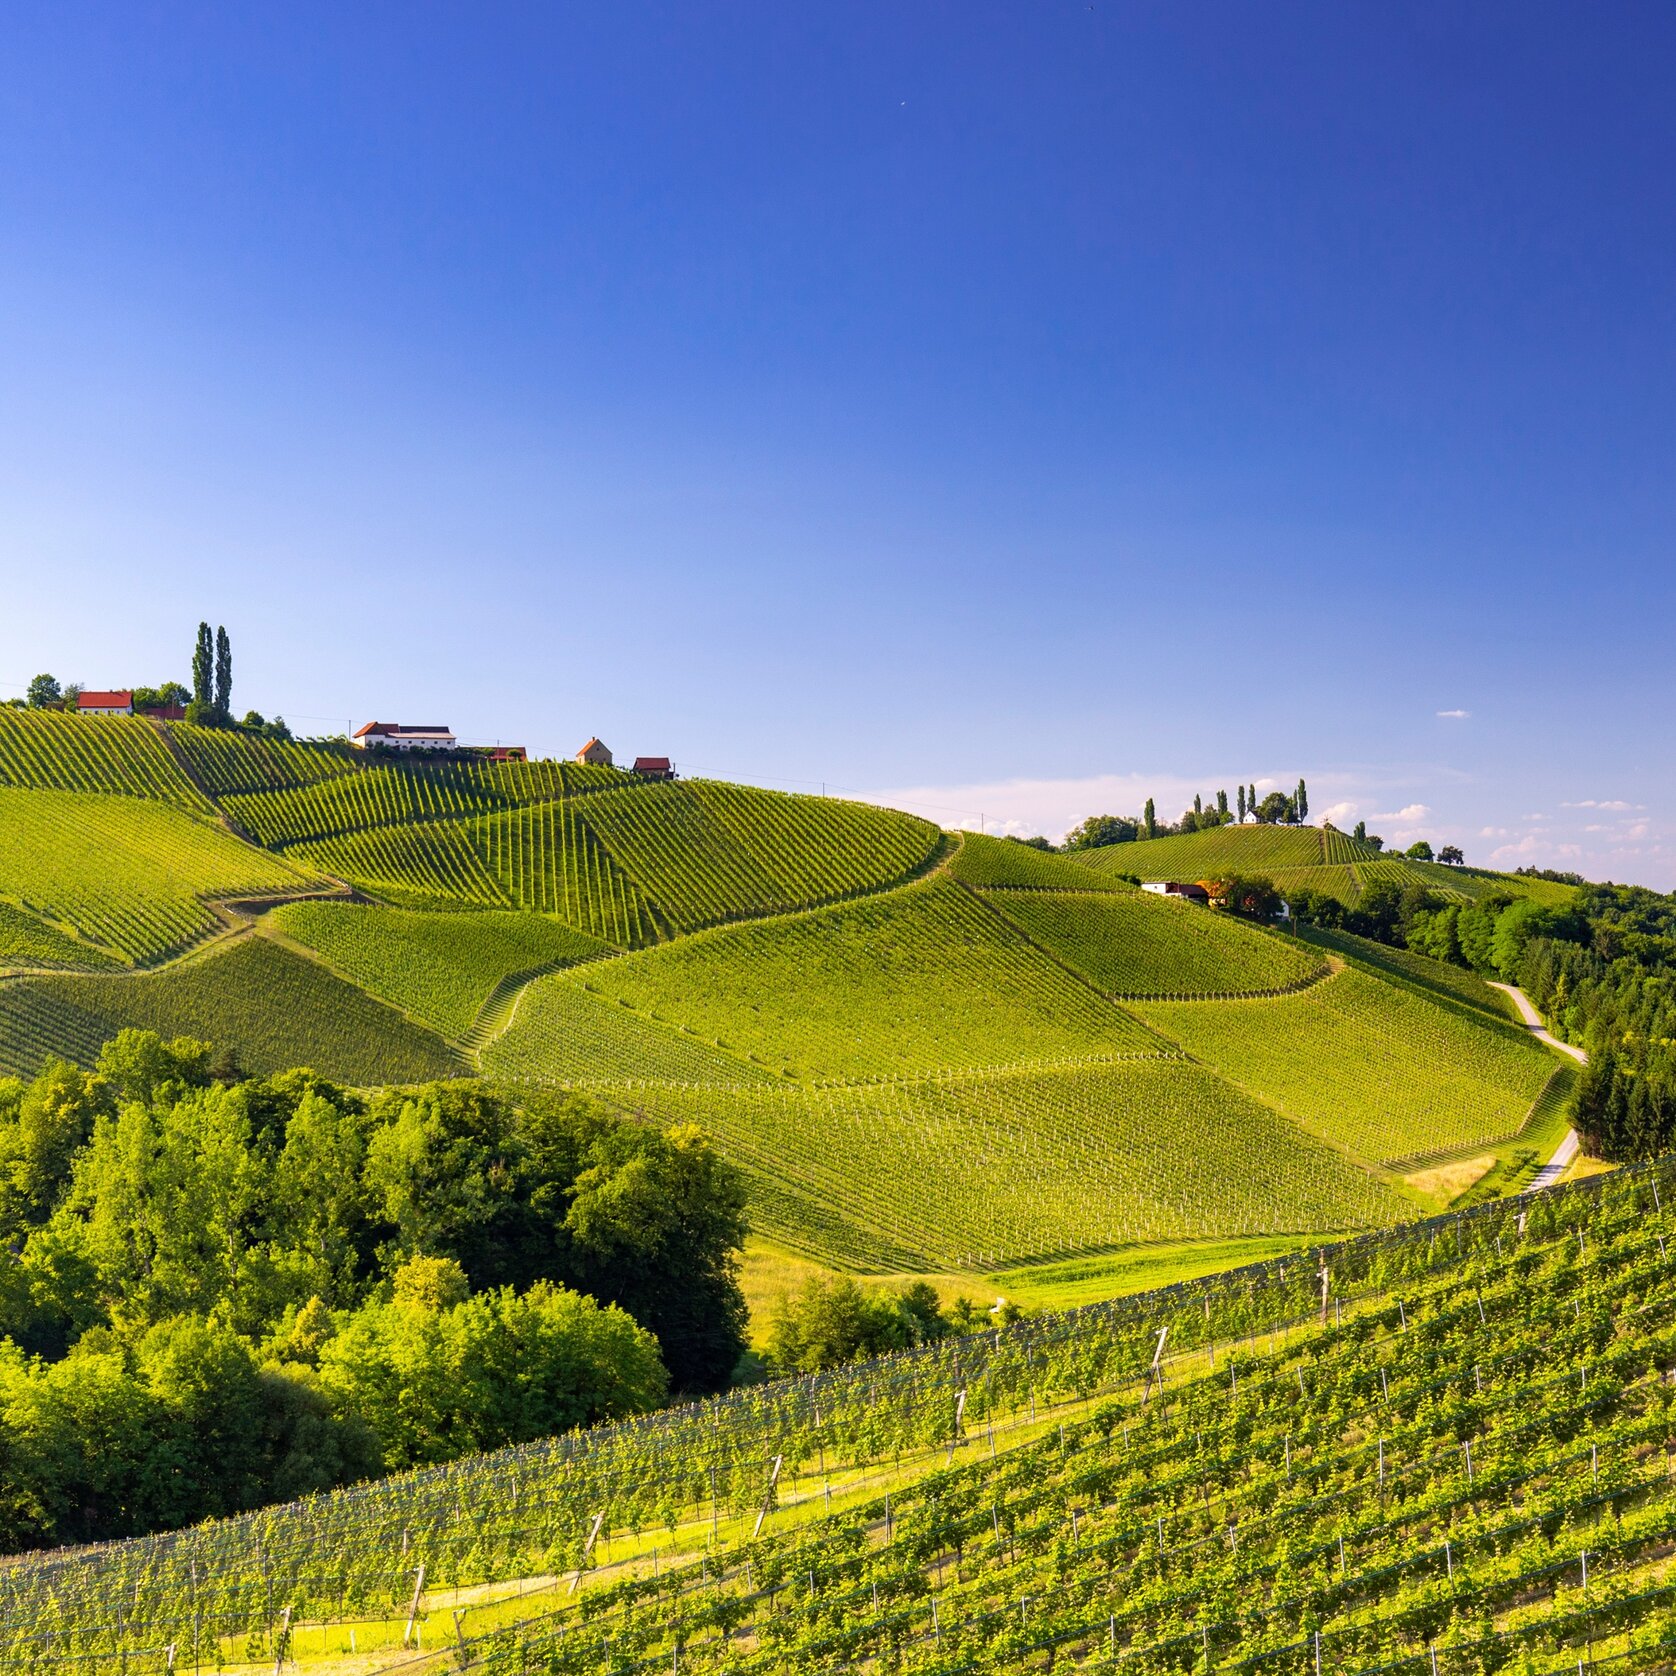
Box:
left=1072, top=820, right=1580, bottom=908
left=0, top=715, right=1578, bottom=1273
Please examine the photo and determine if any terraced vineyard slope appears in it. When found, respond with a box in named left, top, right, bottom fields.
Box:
left=0, top=716, right=1580, bottom=1274
left=1135, top=965, right=1562, bottom=1163
left=12, top=1161, right=1676, bottom=1676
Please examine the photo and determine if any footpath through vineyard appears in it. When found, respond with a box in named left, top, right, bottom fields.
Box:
left=11, top=1157, right=1676, bottom=1675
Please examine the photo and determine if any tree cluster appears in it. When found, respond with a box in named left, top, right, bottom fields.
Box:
left=0, top=1032, right=750, bottom=1546
left=763, top=1276, right=1008, bottom=1374
left=1061, top=780, right=1314, bottom=851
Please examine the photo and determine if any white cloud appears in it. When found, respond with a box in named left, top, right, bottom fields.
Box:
left=1479, top=826, right=1510, bottom=839
left=1322, top=801, right=1359, bottom=826
left=1372, top=804, right=1431, bottom=824
left=1563, top=799, right=1644, bottom=811
left=1436, top=709, right=1470, bottom=720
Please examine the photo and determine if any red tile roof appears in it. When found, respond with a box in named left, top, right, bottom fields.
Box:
left=77, top=691, right=133, bottom=709
left=633, top=756, right=673, bottom=773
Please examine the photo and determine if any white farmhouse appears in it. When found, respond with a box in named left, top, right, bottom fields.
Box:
left=351, top=721, right=458, bottom=752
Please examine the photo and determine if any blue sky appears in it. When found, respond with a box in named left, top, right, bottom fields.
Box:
left=1, top=4, right=1672, bottom=881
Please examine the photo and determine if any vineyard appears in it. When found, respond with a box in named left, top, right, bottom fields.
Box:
left=466, top=801, right=658, bottom=942
left=269, top=903, right=608, bottom=1042
left=1075, top=823, right=1371, bottom=878
left=0, top=935, right=458, bottom=1083
left=947, top=832, right=1136, bottom=892
left=0, top=709, right=208, bottom=809
left=626, top=1061, right=1407, bottom=1268
left=985, top=889, right=1324, bottom=997
left=1136, top=967, right=1562, bottom=1164
left=0, top=714, right=1591, bottom=1286
left=1297, top=922, right=1520, bottom=1022
left=548, top=878, right=1169, bottom=1084
left=0, top=788, right=317, bottom=964
left=11, top=1161, right=1676, bottom=1674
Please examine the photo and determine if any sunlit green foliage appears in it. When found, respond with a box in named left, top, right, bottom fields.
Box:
left=634, top=1060, right=1405, bottom=1268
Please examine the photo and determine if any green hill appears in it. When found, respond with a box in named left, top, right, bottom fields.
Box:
left=0, top=716, right=1580, bottom=1279
left=1074, top=821, right=1579, bottom=913
left=13, top=1161, right=1676, bottom=1676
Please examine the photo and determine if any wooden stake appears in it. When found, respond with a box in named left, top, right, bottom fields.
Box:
left=402, top=1567, right=426, bottom=1648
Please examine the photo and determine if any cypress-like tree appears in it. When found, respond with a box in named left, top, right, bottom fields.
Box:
left=1295, top=778, right=1309, bottom=823
left=191, top=623, right=213, bottom=705
left=1143, top=797, right=1156, bottom=839
left=1237, top=785, right=1246, bottom=823
left=1217, top=789, right=1228, bottom=819
left=214, top=626, right=232, bottom=715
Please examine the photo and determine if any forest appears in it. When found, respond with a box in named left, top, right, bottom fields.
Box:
left=0, top=1031, right=751, bottom=1546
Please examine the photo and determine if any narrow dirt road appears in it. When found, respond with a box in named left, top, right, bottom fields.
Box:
left=1489, top=981, right=1586, bottom=1191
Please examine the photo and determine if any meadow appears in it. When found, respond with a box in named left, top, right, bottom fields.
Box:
left=1137, top=966, right=1563, bottom=1163
left=270, top=902, right=608, bottom=1041
left=11, top=1163, right=1674, bottom=1676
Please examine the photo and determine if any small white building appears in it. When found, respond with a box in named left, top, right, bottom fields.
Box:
left=1142, top=880, right=1211, bottom=904
left=351, top=721, right=457, bottom=752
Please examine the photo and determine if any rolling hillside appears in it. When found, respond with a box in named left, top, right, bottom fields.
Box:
left=1072, top=819, right=1580, bottom=909
left=12, top=1160, right=1674, bottom=1676
left=0, top=713, right=1580, bottom=1278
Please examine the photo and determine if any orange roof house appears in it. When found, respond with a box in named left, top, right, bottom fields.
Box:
left=576, top=737, right=614, bottom=767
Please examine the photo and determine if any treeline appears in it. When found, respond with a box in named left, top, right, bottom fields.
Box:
left=0, top=1032, right=749, bottom=1548
left=1291, top=874, right=1676, bottom=1162
left=13, top=621, right=292, bottom=737
left=1060, top=780, right=1312, bottom=849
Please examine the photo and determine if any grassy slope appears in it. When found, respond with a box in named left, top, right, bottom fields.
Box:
left=987, top=889, right=1323, bottom=996
left=556, top=877, right=1167, bottom=1083
left=1295, top=921, right=1521, bottom=1021
left=629, top=1060, right=1406, bottom=1269
left=0, top=900, right=124, bottom=972
left=0, top=934, right=458, bottom=1083
left=1135, top=966, right=1561, bottom=1164
left=21, top=1167, right=1672, bottom=1676
left=1075, top=822, right=1351, bottom=876
left=0, top=788, right=318, bottom=964
left=945, top=831, right=1135, bottom=892
left=270, top=902, right=608, bottom=1040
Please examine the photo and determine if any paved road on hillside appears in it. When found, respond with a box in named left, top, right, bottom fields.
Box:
left=1489, top=981, right=1586, bottom=1192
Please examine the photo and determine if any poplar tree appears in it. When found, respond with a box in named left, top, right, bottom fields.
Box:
left=1295, top=778, right=1309, bottom=823
left=214, top=626, right=232, bottom=716
left=191, top=623, right=213, bottom=705
left=1237, top=786, right=1246, bottom=823
left=1143, top=797, right=1156, bottom=839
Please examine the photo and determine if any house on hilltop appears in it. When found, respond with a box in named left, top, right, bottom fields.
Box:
left=77, top=691, right=134, bottom=715
left=632, top=756, right=675, bottom=780
left=576, top=737, right=613, bottom=767
left=1141, top=880, right=1211, bottom=905
left=351, top=721, right=458, bottom=752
